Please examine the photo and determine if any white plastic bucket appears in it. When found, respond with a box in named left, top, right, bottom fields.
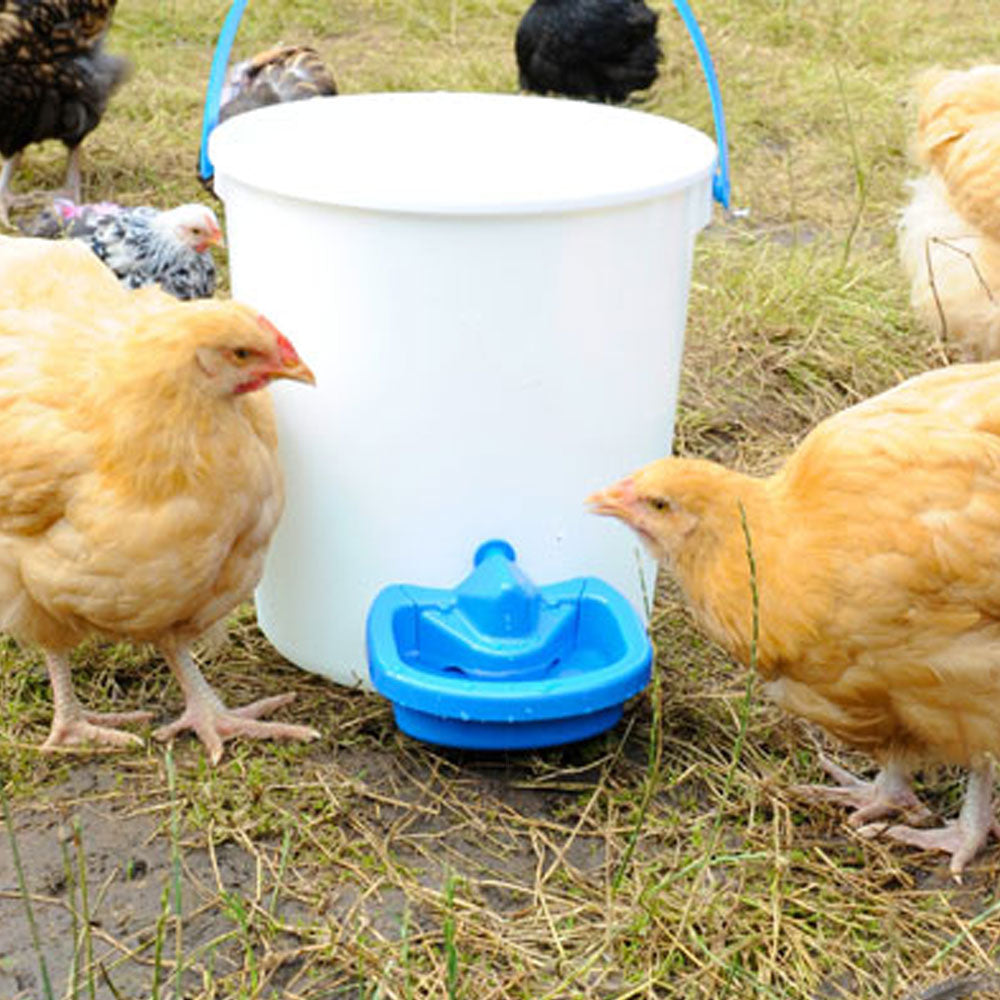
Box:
left=211, top=91, right=717, bottom=689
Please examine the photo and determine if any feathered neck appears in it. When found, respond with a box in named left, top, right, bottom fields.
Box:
left=658, top=463, right=779, bottom=669
left=75, top=320, right=259, bottom=502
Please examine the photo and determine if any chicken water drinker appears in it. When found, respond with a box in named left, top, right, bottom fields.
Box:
left=207, top=3, right=728, bottom=692
left=367, top=540, right=653, bottom=749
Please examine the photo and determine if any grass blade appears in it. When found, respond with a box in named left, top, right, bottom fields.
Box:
left=0, top=779, right=54, bottom=1000
left=164, top=748, right=184, bottom=1000
left=72, top=816, right=97, bottom=1000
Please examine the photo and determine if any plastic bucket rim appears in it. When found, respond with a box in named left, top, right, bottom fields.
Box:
left=209, top=91, right=718, bottom=217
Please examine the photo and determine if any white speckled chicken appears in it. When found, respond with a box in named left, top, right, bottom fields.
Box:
left=21, top=199, right=223, bottom=300
left=0, top=234, right=319, bottom=763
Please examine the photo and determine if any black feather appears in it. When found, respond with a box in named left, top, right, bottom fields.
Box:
left=0, top=0, right=128, bottom=159
left=515, top=0, right=661, bottom=104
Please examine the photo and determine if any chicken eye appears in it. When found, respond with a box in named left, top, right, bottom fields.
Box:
left=232, top=348, right=253, bottom=361
left=648, top=497, right=673, bottom=513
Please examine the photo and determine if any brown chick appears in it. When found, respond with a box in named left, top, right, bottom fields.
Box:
left=899, top=65, right=1000, bottom=360
left=0, top=235, right=319, bottom=764
left=588, top=361, right=1000, bottom=878
left=217, top=44, right=338, bottom=124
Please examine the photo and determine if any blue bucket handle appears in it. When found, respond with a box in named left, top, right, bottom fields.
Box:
left=198, top=0, right=248, bottom=184
left=198, top=0, right=730, bottom=207
left=670, top=0, right=730, bottom=208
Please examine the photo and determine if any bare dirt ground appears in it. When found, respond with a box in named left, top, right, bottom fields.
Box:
left=2, top=763, right=278, bottom=998
left=0, top=651, right=652, bottom=999
left=6, top=633, right=1000, bottom=1000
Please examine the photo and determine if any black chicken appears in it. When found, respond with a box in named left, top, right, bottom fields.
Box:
left=217, top=44, right=338, bottom=124
left=515, top=0, right=662, bottom=104
left=0, top=0, right=129, bottom=225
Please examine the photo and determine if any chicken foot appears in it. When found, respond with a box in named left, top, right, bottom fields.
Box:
left=154, top=637, right=320, bottom=764
left=0, top=147, right=83, bottom=228
left=857, top=764, right=1000, bottom=880
left=41, top=651, right=153, bottom=751
left=790, top=753, right=935, bottom=826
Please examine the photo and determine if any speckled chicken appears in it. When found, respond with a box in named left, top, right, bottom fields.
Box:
left=589, top=361, right=1000, bottom=878
left=899, top=65, right=1000, bottom=360
left=0, top=234, right=319, bottom=763
left=0, top=0, right=129, bottom=225
left=21, top=199, right=223, bottom=299
left=218, top=44, right=338, bottom=123
left=515, top=0, right=661, bottom=103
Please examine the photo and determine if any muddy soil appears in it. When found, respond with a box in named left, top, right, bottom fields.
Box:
left=0, top=736, right=618, bottom=1000
left=0, top=763, right=312, bottom=999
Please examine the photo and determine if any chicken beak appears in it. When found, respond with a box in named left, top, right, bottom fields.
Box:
left=197, top=224, right=225, bottom=253
left=585, top=478, right=636, bottom=522
left=272, top=332, right=316, bottom=386
left=272, top=356, right=316, bottom=386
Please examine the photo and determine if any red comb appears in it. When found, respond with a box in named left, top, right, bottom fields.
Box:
left=257, top=314, right=302, bottom=365
left=277, top=333, right=300, bottom=365
left=256, top=313, right=281, bottom=337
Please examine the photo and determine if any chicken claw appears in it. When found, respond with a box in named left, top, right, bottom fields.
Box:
left=790, top=754, right=934, bottom=827
left=157, top=638, right=320, bottom=764
left=857, top=765, right=1000, bottom=880
left=41, top=651, right=152, bottom=752
left=42, top=710, right=153, bottom=752
left=153, top=691, right=320, bottom=765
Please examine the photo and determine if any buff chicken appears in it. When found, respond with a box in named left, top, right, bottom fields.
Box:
left=899, top=65, right=1000, bottom=360
left=589, top=361, right=1000, bottom=877
left=0, top=235, right=319, bottom=763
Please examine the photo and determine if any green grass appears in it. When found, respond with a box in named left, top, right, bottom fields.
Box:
left=3, top=0, right=1000, bottom=997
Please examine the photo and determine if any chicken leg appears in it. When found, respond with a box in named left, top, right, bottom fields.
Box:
left=63, top=146, right=83, bottom=204
left=790, top=753, right=934, bottom=826
left=153, top=636, right=321, bottom=764
left=0, top=146, right=83, bottom=228
left=857, top=764, right=1000, bottom=879
left=41, top=651, right=153, bottom=751
left=0, top=154, right=22, bottom=227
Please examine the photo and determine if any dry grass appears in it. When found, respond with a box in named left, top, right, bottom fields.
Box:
left=3, top=0, right=1000, bottom=998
